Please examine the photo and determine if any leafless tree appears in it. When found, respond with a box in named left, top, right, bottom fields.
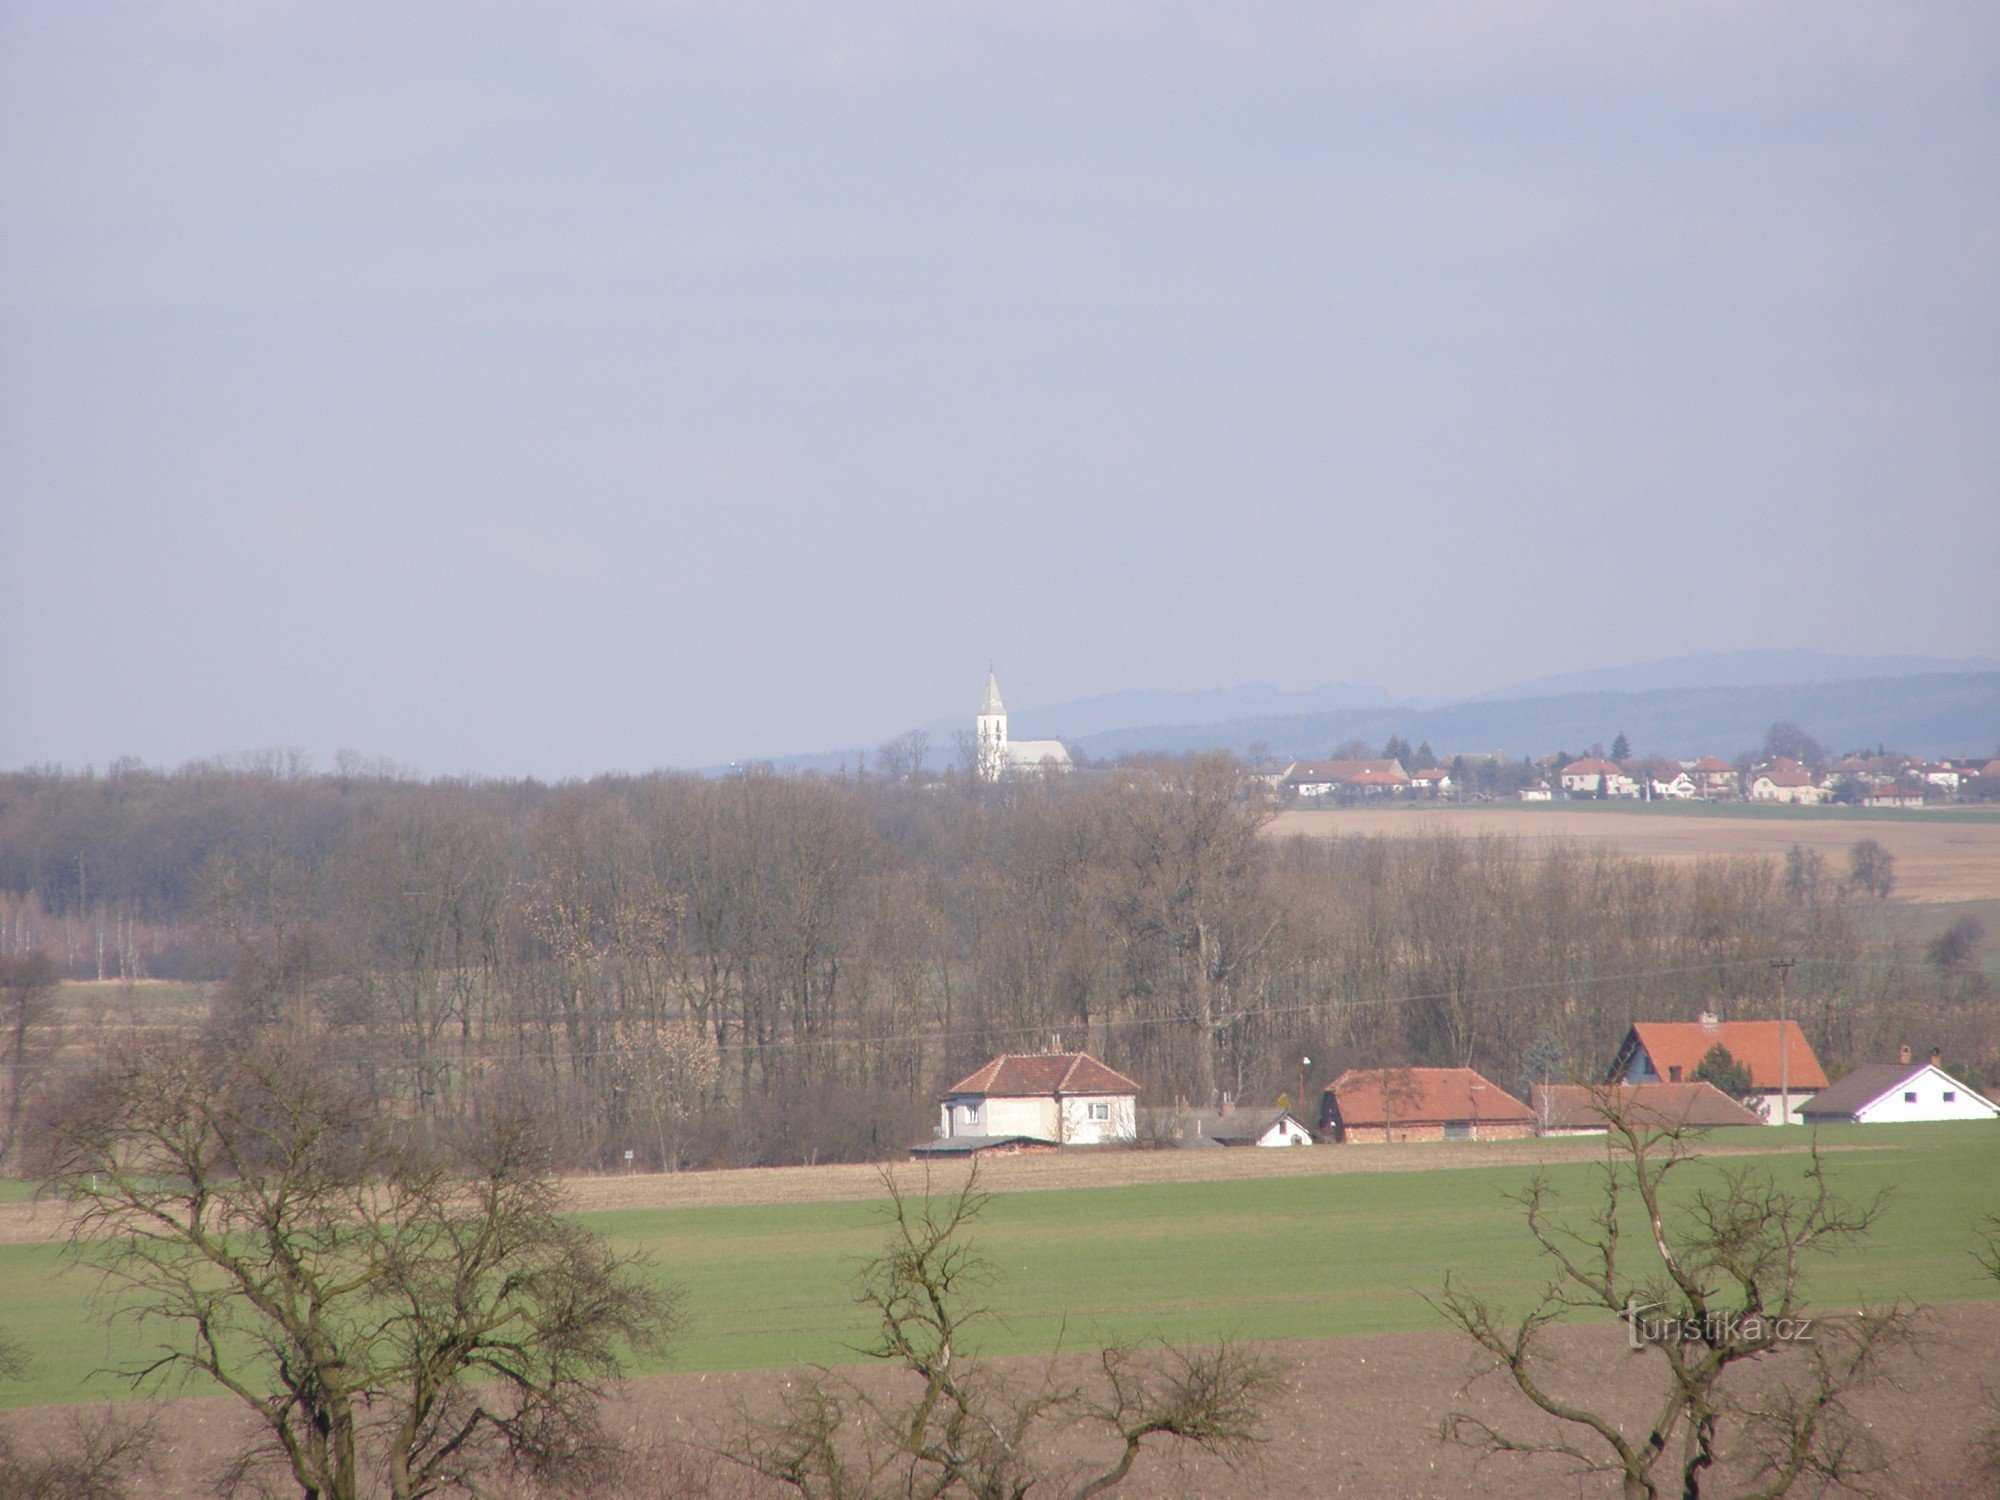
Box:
left=728, top=1165, right=1275, bottom=1498
left=42, top=1033, right=677, bottom=1500
left=0, top=951, right=59, bottom=1170
left=1432, top=1091, right=1910, bottom=1499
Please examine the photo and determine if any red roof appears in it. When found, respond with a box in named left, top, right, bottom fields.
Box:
left=1691, top=756, right=1736, bottom=773
left=1618, top=1021, right=1828, bottom=1092
left=1759, top=767, right=1813, bottom=788
left=1348, top=767, right=1411, bottom=786
left=1287, top=758, right=1407, bottom=785
left=1562, top=758, right=1623, bottom=776
left=1324, top=1067, right=1533, bottom=1128
left=1532, top=1082, right=1763, bottom=1131
left=945, top=1052, right=1139, bottom=1099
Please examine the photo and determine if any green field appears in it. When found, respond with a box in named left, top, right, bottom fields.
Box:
left=3, top=1123, right=1997, bottom=1410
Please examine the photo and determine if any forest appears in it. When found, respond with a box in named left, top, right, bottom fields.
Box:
left=0, top=755, right=1990, bottom=1172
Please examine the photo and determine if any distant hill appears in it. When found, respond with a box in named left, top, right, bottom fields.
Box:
left=1068, top=672, right=2000, bottom=763
left=1479, top=651, right=2000, bottom=702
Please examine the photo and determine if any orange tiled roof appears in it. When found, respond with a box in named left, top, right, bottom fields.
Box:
left=945, top=1052, right=1139, bottom=1099
left=1324, top=1067, right=1533, bottom=1128
left=1621, top=1021, right=1828, bottom=1092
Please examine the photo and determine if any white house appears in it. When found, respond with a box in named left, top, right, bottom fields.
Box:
left=1140, top=1105, right=1315, bottom=1147
left=934, top=1052, right=1138, bottom=1146
left=1799, top=1049, right=1999, bottom=1126
left=975, top=672, right=1073, bottom=782
left=1649, top=770, right=1698, bottom=800
left=1560, top=758, right=1639, bottom=798
left=1748, top=759, right=1829, bottom=805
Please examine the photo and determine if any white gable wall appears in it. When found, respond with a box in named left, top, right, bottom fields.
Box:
left=1255, top=1117, right=1314, bottom=1146
left=1059, top=1094, right=1136, bottom=1144
left=1851, top=1067, right=1999, bottom=1124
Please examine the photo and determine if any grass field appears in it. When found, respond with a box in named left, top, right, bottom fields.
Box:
left=2, top=1122, right=1996, bottom=1412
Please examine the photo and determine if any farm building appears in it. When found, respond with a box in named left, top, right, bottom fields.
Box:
left=1139, top=1105, right=1315, bottom=1148
left=931, top=1051, right=1138, bottom=1149
left=1607, top=1015, right=1829, bottom=1125
left=1319, top=1068, right=1534, bottom=1143
left=1530, top=1081, right=1763, bottom=1136
left=1799, top=1049, right=2000, bottom=1126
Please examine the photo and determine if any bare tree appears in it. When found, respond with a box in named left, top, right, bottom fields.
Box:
left=42, top=1034, right=677, bottom=1500
left=1845, top=840, right=1895, bottom=901
left=1432, top=1093, right=1909, bottom=1499
left=729, top=1165, right=1274, bottom=1498
left=0, top=951, right=58, bottom=1170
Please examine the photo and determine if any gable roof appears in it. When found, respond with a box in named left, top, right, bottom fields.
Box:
left=1532, top=1082, right=1763, bottom=1132
left=1562, top=758, right=1623, bottom=776
left=1286, top=758, right=1407, bottom=785
left=945, top=1052, right=1139, bottom=1099
left=1619, top=1020, right=1829, bottom=1092
left=1691, top=756, right=1736, bottom=773
left=1797, top=1062, right=1926, bottom=1118
left=1756, top=766, right=1814, bottom=788
left=1324, top=1067, right=1533, bottom=1128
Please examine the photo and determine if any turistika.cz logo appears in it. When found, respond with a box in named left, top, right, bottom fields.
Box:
left=1622, top=1298, right=1815, bottom=1351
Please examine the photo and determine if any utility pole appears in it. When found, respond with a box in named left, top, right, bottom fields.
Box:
left=1771, top=957, right=1797, bottom=1125
left=1298, top=1056, right=1310, bottom=1126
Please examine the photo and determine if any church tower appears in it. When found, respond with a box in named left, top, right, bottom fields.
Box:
left=976, top=670, right=1008, bottom=782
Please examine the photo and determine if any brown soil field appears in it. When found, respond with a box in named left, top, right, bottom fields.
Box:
left=0, top=1133, right=1881, bottom=1247
left=1267, top=806, right=2000, bottom=903
left=10, top=1306, right=1993, bottom=1497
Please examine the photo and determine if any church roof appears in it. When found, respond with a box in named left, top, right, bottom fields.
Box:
left=980, top=671, right=1005, bottom=716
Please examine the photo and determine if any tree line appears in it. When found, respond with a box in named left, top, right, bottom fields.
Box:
left=0, top=757, right=1990, bottom=1172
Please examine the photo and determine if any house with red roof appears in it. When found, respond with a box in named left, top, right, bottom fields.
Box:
left=1606, top=1013, right=1829, bottom=1125
left=924, top=1052, right=1139, bottom=1152
left=1689, top=756, right=1739, bottom=799
left=1285, top=759, right=1410, bottom=798
left=1748, top=758, right=1830, bottom=805
left=1319, top=1067, right=1535, bottom=1143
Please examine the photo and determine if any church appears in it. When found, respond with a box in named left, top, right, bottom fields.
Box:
left=976, top=671, right=1073, bottom=781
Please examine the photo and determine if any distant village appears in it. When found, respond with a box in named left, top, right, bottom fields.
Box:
left=919, top=1020, right=1998, bottom=1159
left=970, top=670, right=2000, bottom=807
left=1259, top=745, right=2000, bottom=809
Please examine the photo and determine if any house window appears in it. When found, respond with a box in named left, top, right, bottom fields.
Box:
left=1945, top=1091, right=1958, bottom=1102
left=1904, top=1092, right=1918, bottom=1104
left=1086, top=1101, right=1110, bottom=1122
left=1443, top=1121, right=1471, bottom=1140
left=962, top=1103, right=982, bottom=1127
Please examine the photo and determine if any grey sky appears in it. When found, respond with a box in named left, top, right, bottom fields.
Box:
left=3, top=3, right=1996, bottom=776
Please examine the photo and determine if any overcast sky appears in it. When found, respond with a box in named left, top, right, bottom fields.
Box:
left=2, top=3, right=1996, bottom=776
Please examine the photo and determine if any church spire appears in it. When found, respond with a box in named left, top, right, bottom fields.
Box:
left=980, top=668, right=1005, bottom=717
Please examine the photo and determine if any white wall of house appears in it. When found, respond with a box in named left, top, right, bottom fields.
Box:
left=1059, top=1093, right=1136, bottom=1143
left=1254, top=1116, right=1314, bottom=1146
left=1850, top=1067, right=1998, bottom=1124
left=1747, top=1090, right=1809, bottom=1126
left=940, top=1092, right=1135, bottom=1142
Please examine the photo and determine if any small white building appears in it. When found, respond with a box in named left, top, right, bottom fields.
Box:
left=1799, top=1050, right=1999, bottom=1126
left=934, top=1052, right=1139, bottom=1146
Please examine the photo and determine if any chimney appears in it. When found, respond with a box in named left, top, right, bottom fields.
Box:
left=1219, top=1093, right=1234, bottom=1116
left=1696, top=1010, right=1719, bottom=1025
left=1930, top=1047, right=1942, bottom=1068
left=1899, top=1044, right=1911, bottom=1065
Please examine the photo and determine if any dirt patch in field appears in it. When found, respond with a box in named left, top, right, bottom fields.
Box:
left=1267, top=806, right=2000, bottom=903
left=11, top=1304, right=1993, bottom=1497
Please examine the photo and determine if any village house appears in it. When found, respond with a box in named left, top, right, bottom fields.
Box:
left=1138, top=1103, right=1315, bottom=1148
left=1529, top=1081, right=1763, bottom=1136
left=1285, top=759, right=1410, bottom=798
left=1607, top=1014, right=1829, bottom=1125
left=918, top=1051, right=1138, bottom=1155
left=1649, top=768, right=1698, bottom=800
left=1319, top=1067, right=1535, bottom=1143
left=1864, top=784, right=1926, bottom=809
left=1559, top=757, right=1639, bottom=798
left=1748, top=758, right=1830, bottom=805
left=1407, top=766, right=1453, bottom=796
left=1517, top=780, right=1554, bottom=802
left=1798, top=1046, right=1999, bottom=1126
left=1689, top=756, right=1739, bottom=798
